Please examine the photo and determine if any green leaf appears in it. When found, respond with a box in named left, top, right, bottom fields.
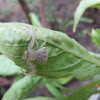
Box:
left=44, top=79, right=65, bottom=100
left=0, top=55, right=21, bottom=76
left=66, top=79, right=100, bottom=100
left=0, top=23, right=31, bottom=72
left=44, top=78, right=73, bottom=98
left=56, top=75, right=73, bottom=85
left=23, top=97, right=55, bottom=100
left=29, top=13, right=42, bottom=27
left=91, top=29, right=100, bottom=49
left=0, top=22, right=100, bottom=80
left=2, top=75, right=42, bottom=100
left=73, top=0, right=100, bottom=32
left=45, top=79, right=73, bottom=93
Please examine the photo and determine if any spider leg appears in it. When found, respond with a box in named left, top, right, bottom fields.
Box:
left=33, top=27, right=42, bottom=36
left=33, top=27, right=47, bottom=49
left=21, top=60, right=37, bottom=76
left=28, top=37, right=35, bottom=50
left=39, top=40, right=46, bottom=49
left=27, top=60, right=37, bottom=72
left=22, top=25, right=35, bottom=50
left=35, top=39, right=39, bottom=49
left=23, top=25, right=35, bottom=38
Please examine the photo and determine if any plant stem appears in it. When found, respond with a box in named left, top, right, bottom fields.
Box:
left=18, top=0, right=32, bottom=24
left=40, top=0, right=46, bottom=27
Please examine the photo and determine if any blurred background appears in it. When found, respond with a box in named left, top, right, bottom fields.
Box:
left=0, top=0, right=100, bottom=99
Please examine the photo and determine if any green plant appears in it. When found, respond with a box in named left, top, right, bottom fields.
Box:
left=1, top=0, right=100, bottom=100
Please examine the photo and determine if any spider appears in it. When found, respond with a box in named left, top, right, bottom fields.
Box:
left=21, top=25, right=48, bottom=76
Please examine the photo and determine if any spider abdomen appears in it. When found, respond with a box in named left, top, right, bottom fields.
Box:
left=36, top=47, right=48, bottom=64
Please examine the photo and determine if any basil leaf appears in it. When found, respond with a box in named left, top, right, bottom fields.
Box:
left=2, top=75, right=42, bottom=100
left=0, top=55, right=21, bottom=76
left=0, top=23, right=100, bottom=80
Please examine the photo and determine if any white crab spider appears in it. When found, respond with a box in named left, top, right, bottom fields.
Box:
left=21, top=25, right=48, bottom=76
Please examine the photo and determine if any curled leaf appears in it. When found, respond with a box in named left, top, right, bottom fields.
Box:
left=0, top=23, right=100, bottom=80
left=73, top=0, right=100, bottom=32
